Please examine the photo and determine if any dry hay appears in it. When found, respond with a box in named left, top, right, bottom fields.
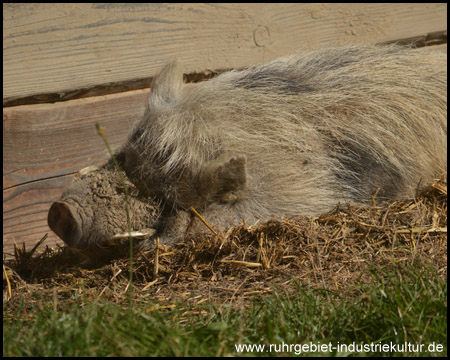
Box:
left=3, top=176, right=447, bottom=308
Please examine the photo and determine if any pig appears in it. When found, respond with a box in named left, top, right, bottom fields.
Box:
left=49, top=44, right=447, bottom=254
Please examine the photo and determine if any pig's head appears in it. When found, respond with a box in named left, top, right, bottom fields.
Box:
left=48, top=165, right=160, bottom=255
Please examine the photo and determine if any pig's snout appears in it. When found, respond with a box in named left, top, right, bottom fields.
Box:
left=48, top=201, right=83, bottom=247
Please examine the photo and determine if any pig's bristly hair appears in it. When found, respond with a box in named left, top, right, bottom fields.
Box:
left=128, top=45, right=446, bottom=219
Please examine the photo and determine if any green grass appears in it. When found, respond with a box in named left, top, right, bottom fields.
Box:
left=3, top=265, right=446, bottom=357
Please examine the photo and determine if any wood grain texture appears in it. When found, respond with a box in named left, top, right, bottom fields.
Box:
left=4, top=89, right=149, bottom=188
left=4, top=3, right=447, bottom=103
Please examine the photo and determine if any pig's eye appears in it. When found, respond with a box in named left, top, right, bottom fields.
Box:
left=121, top=148, right=140, bottom=173
left=114, top=151, right=125, bottom=165
left=129, top=127, right=144, bottom=143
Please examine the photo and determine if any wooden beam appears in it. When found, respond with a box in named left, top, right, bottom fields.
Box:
left=4, top=3, right=447, bottom=104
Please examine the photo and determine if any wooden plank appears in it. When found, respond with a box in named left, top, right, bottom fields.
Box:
left=3, top=44, right=447, bottom=257
left=4, top=3, right=447, bottom=104
left=3, top=89, right=149, bottom=188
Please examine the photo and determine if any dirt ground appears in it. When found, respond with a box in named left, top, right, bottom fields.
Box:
left=3, top=176, right=447, bottom=310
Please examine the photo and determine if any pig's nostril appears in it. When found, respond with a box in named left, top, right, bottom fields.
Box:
left=48, top=201, right=82, bottom=247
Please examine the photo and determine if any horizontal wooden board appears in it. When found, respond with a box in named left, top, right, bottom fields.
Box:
left=3, top=89, right=149, bottom=188
left=4, top=3, right=447, bottom=104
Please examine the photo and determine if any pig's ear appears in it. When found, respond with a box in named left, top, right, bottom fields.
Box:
left=199, top=153, right=248, bottom=204
left=149, top=60, right=183, bottom=108
left=48, top=202, right=83, bottom=247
